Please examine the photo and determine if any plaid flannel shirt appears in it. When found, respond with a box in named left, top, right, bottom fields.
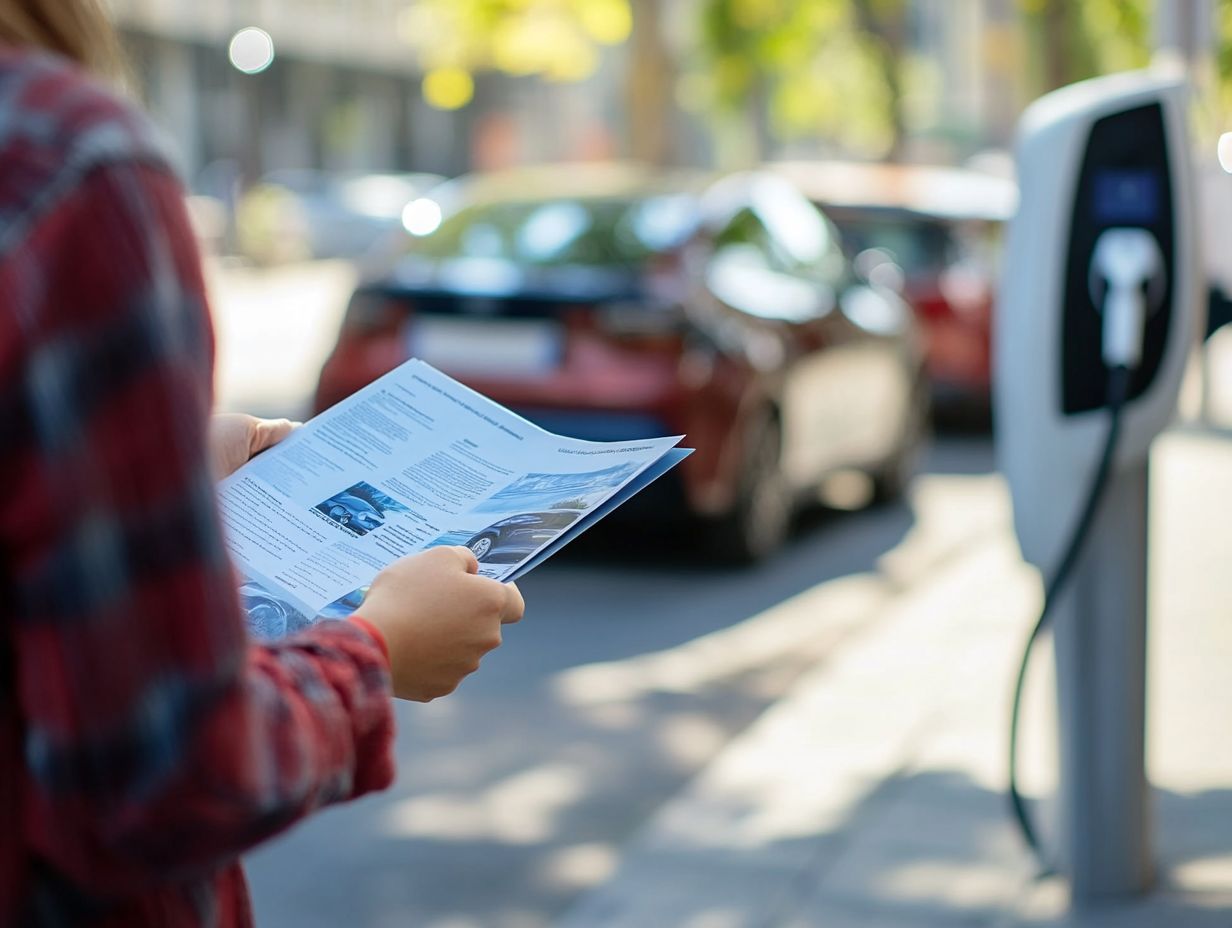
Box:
left=0, top=49, right=396, bottom=927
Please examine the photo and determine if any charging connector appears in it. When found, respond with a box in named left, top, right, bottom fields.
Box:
left=1090, top=228, right=1166, bottom=370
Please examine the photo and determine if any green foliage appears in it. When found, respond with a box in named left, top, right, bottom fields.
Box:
left=1217, top=0, right=1232, bottom=122
left=1015, top=0, right=1150, bottom=94
left=400, top=0, right=631, bottom=84
left=401, top=0, right=1232, bottom=159
left=686, top=0, right=905, bottom=158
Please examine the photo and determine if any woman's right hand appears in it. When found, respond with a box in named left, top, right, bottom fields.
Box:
left=356, top=546, right=524, bottom=702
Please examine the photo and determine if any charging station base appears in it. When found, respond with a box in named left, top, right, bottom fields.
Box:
left=1053, top=460, right=1155, bottom=902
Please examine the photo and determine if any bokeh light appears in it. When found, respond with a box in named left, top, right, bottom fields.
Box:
left=1220, top=133, right=1232, bottom=174
left=423, top=67, right=475, bottom=110
left=402, top=198, right=444, bottom=236
left=577, top=0, right=633, bottom=45
left=229, top=27, right=275, bottom=75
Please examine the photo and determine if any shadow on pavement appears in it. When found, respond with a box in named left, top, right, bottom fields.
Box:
left=558, top=769, right=1232, bottom=928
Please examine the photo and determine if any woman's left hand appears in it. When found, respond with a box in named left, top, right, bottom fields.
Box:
left=209, top=413, right=299, bottom=479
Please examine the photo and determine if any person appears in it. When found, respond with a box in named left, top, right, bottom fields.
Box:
left=0, top=2, right=526, bottom=925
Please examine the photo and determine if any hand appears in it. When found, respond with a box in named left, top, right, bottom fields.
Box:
left=209, top=413, right=298, bottom=479
left=357, top=547, right=524, bottom=702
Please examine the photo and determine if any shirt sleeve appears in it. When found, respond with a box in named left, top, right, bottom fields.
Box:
left=3, top=158, right=396, bottom=897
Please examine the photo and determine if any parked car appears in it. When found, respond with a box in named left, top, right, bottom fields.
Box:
left=314, top=164, right=928, bottom=561
left=465, top=510, right=586, bottom=563
left=236, top=169, right=445, bottom=264
left=771, top=161, right=1015, bottom=415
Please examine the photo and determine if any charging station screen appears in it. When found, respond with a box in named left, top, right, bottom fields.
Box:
left=1093, top=169, right=1160, bottom=224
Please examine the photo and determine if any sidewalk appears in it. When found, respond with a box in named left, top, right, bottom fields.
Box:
left=554, top=429, right=1232, bottom=928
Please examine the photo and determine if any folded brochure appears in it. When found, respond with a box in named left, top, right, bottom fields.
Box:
left=218, top=359, right=692, bottom=639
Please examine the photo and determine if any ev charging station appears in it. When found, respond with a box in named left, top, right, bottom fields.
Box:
left=996, top=72, right=1203, bottom=902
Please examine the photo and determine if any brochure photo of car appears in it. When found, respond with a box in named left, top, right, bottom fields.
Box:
left=456, top=506, right=585, bottom=564
left=314, top=481, right=411, bottom=537
left=315, top=585, right=369, bottom=621
left=240, top=576, right=313, bottom=641
left=427, top=462, right=643, bottom=566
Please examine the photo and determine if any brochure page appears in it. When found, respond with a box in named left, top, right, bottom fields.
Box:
left=218, top=360, right=688, bottom=638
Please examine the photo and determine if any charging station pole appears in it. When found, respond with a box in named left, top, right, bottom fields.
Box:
left=996, top=72, right=1203, bottom=905
left=1052, top=461, right=1152, bottom=898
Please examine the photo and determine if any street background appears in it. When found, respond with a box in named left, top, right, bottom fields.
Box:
left=202, top=255, right=1232, bottom=927
left=114, top=1, right=1232, bottom=925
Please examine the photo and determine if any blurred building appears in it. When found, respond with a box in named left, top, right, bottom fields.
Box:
left=905, top=0, right=1022, bottom=162
left=109, top=0, right=650, bottom=190
left=110, top=0, right=447, bottom=188
left=109, top=0, right=1028, bottom=192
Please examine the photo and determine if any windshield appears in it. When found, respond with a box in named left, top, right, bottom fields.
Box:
left=410, top=195, right=698, bottom=268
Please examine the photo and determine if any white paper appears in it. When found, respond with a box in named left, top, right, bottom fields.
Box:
left=219, top=360, right=689, bottom=639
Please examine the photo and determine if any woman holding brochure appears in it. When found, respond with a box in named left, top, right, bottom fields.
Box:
left=0, top=2, right=524, bottom=925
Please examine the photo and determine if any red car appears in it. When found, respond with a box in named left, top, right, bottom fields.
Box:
left=772, top=161, right=1015, bottom=415
left=315, top=164, right=928, bottom=561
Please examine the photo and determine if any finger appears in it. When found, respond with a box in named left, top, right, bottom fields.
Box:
left=252, top=418, right=296, bottom=455
left=501, top=582, right=525, bottom=625
left=452, top=546, right=481, bottom=574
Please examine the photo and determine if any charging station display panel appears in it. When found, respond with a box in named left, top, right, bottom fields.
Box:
left=1061, top=104, right=1174, bottom=414
left=1093, top=171, right=1160, bottom=224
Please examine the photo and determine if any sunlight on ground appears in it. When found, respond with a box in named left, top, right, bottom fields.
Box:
left=551, top=574, right=885, bottom=706
left=384, top=763, right=589, bottom=843
left=538, top=843, right=620, bottom=891
left=877, top=471, right=1010, bottom=588
left=553, top=471, right=1014, bottom=712
left=1173, top=854, right=1232, bottom=892
left=877, top=859, right=1021, bottom=910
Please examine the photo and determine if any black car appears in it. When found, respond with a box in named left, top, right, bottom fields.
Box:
left=465, top=510, right=586, bottom=564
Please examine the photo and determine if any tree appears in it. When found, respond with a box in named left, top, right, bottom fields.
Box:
left=684, top=0, right=907, bottom=164
left=1214, top=0, right=1232, bottom=127
left=1016, top=0, right=1151, bottom=96
left=399, top=0, right=911, bottom=165
left=848, top=0, right=910, bottom=158
left=398, top=0, right=676, bottom=163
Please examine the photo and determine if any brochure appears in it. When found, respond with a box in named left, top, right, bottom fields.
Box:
left=218, top=359, right=692, bottom=639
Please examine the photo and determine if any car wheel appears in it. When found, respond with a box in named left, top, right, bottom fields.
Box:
left=873, top=381, right=930, bottom=504
left=711, top=411, right=791, bottom=564
left=468, top=535, right=496, bottom=561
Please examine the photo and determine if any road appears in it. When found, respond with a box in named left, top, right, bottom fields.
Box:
left=205, top=260, right=1004, bottom=928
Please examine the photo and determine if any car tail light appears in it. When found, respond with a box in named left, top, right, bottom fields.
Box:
left=596, top=301, right=685, bottom=339
left=343, top=292, right=410, bottom=337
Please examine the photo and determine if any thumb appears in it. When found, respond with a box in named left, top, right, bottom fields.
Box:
left=453, top=546, right=481, bottom=574
left=251, top=418, right=298, bottom=456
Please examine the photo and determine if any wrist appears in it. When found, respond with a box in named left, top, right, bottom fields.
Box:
left=349, top=614, right=390, bottom=664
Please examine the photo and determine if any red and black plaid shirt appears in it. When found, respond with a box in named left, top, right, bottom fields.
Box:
left=0, top=49, right=395, bottom=926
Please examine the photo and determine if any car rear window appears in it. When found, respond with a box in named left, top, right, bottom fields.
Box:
left=412, top=196, right=697, bottom=269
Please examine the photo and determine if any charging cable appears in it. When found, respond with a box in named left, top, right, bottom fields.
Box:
left=1007, top=227, right=1161, bottom=874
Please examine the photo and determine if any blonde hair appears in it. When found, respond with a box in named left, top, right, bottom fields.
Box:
left=0, top=0, right=121, bottom=76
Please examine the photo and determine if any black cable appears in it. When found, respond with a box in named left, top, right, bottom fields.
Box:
left=1007, top=364, right=1134, bottom=875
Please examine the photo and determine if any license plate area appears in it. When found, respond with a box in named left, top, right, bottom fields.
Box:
left=407, top=315, right=563, bottom=376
